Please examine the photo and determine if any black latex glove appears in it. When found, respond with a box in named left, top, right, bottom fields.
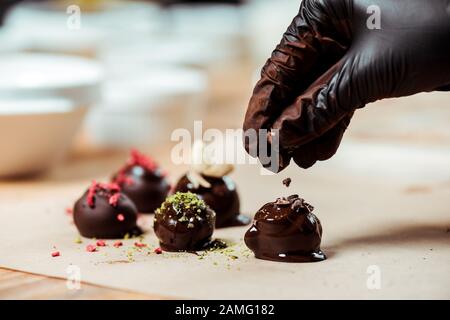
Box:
left=243, top=0, right=450, bottom=172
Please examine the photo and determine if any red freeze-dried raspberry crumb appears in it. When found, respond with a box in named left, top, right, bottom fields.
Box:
left=113, top=241, right=123, bottom=248
left=96, top=240, right=106, bottom=247
left=87, top=180, right=97, bottom=207
left=109, top=193, right=120, bottom=207
left=106, top=182, right=121, bottom=192
left=116, top=213, right=125, bottom=222
left=129, top=149, right=157, bottom=171
left=86, top=181, right=122, bottom=208
left=154, top=247, right=163, bottom=254
left=113, top=150, right=161, bottom=187
left=86, top=244, right=97, bottom=252
left=51, top=251, right=60, bottom=257
left=134, top=242, right=147, bottom=248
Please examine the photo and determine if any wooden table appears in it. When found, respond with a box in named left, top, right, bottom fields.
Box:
left=0, top=268, right=156, bottom=300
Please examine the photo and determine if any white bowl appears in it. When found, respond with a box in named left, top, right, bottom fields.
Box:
left=0, top=53, right=102, bottom=105
left=0, top=53, right=102, bottom=177
left=0, top=98, right=86, bottom=177
left=86, top=66, right=207, bottom=147
left=4, top=0, right=162, bottom=57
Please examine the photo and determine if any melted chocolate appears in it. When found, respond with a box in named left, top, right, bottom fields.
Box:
left=153, top=192, right=215, bottom=252
left=113, top=150, right=170, bottom=214
left=244, top=194, right=325, bottom=262
left=73, top=182, right=141, bottom=239
left=174, top=174, right=250, bottom=228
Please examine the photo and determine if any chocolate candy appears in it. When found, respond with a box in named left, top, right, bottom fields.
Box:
left=113, top=149, right=170, bottom=214
left=174, top=174, right=250, bottom=228
left=153, top=192, right=215, bottom=252
left=73, top=182, right=141, bottom=239
left=244, top=194, right=326, bottom=262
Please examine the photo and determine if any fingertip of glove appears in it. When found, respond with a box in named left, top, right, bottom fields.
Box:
left=293, top=152, right=317, bottom=169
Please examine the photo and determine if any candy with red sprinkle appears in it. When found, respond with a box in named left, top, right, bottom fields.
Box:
left=112, top=149, right=170, bottom=214
left=113, top=241, right=123, bottom=248
left=154, top=247, right=163, bottom=254
left=73, top=181, right=140, bottom=239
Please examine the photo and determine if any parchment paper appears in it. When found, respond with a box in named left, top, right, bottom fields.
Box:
left=0, top=146, right=449, bottom=299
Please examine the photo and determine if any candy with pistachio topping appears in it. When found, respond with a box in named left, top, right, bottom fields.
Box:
left=174, top=174, right=250, bottom=228
left=173, top=140, right=250, bottom=228
left=153, top=192, right=215, bottom=252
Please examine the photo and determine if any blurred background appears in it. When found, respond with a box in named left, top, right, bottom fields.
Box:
left=0, top=1, right=449, bottom=300
left=0, top=0, right=449, bottom=182
left=0, top=0, right=304, bottom=178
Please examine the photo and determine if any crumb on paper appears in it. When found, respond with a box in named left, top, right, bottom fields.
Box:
left=134, top=242, right=147, bottom=248
left=282, top=178, right=292, bottom=187
left=96, top=240, right=106, bottom=247
left=86, top=244, right=97, bottom=252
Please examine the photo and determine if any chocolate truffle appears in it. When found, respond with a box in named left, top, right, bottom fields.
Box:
left=244, top=195, right=326, bottom=262
left=73, top=181, right=141, bottom=239
left=153, top=192, right=215, bottom=252
left=112, top=149, right=170, bottom=214
left=174, top=173, right=250, bottom=228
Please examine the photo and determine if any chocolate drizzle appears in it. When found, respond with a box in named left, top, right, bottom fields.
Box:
left=73, top=182, right=141, bottom=239
left=244, top=194, right=325, bottom=263
left=153, top=192, right=215, bottom=252
left=174, top=174, right=250, bottom=228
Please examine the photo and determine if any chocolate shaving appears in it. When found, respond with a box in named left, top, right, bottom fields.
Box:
left=274, top=197, right=291, bottom=206
left=282, top=178, right=292, bottom=187
left=291, top=199, right=305, bottom=211
left=305, top=203, right=314, bottom=212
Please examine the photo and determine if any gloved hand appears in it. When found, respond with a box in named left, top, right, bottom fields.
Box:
left=243, top=0, right=450, bottom=172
